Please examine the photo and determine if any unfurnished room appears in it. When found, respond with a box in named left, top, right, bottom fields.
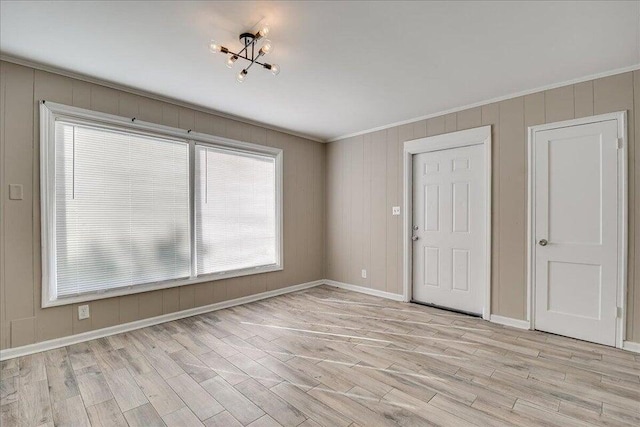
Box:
left=0, top=1, right=639, bottom=426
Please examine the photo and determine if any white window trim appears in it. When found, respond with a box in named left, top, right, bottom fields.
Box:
left=40, top=101, right=284, bottom=308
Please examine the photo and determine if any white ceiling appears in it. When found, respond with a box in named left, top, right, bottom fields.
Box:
left=1, top=1, right=639, bottom=141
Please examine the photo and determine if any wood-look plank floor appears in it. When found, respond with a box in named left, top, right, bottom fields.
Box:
left=1, top=285, right=639, bottom=426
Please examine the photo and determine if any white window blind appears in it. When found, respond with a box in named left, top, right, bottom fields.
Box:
left=54, top=122, right=190, bottom=297
left=195, top=145, right=277, bottom=275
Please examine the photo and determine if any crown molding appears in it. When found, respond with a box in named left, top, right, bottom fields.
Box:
left=0, top=53, right=324, bottom=143
left=327, top=63, right=640, bottom=142
left=3, top=54, right=639, bottom=144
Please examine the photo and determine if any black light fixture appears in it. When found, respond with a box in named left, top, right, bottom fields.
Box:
left=209, top=24, right=280, bottom=83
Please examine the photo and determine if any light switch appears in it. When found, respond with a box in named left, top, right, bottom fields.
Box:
left=9, top=184, right=23, bottom=200
left=392, top=206, right=400, bottom=216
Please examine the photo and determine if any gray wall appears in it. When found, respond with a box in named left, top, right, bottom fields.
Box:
left=2, top=60, right=639, bottom=350
left=325, top=71, right=640, bottom=342
left=0, top=61, right=326, bottom=350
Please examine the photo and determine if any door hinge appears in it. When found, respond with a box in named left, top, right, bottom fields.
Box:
left=617, top=138, right=623, bottom=149
left=617, top=307, right=623, bottom=318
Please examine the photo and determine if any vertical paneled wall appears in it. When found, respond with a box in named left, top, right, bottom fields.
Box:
left=0, top=61, right=326, bottom=350
left=326, top=71, right=640, bottom=342
left=2, top=60, right=639, bottom=349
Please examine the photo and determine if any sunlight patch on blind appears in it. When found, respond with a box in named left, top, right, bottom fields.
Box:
left=194, top=145, right=276, bottom=275
left=54, top=122, right=190, bottom=297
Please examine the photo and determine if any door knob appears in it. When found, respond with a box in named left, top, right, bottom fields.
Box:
left=412, top=236, right=419, bottom=241
left=539, top=239, right=548, bottom=246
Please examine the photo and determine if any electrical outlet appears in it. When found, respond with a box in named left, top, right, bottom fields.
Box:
left=361, top=269, right=367, bottom=279
left=392, top=206, right=400, bottom=215
left=78, top=304, right=90, bottom=320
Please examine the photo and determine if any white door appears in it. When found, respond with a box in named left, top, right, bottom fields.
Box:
left=412, top=144, right=486, bottom=315
left=533, top=119, right=620, bottom=346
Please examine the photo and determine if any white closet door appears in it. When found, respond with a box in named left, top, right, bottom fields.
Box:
left=533, top=119, right=619, bottom=346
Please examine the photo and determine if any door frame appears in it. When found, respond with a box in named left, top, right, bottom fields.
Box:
left=402, top=125, right=492, bottom=320
left=526, top=112, right=627, bottom=349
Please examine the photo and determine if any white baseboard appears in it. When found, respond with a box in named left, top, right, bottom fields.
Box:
left=622, top=341, right=640, bottom=354
left=9, top=277, right=631, bottom=360
left=490, top=314, right=531, bottom=330
left=324, top=280, right=405, bottom=301
left=0, top=279, right=324, bottom=361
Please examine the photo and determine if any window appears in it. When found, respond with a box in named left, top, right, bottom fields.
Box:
left=54, top=122, right=191, bottom=297
left=195, top=146, right=277, bottom=275
left=41, top=102, right=283, bottom=307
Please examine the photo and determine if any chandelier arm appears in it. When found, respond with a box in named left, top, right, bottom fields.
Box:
left=224, top=49, right=251, bottom=61
left=223, top=48, right=271, bottom=68
left=235, top=41, right=252, bottom=59
left=243, top=51, right=265, bottom=73
left=245, top=58, right=257, bottom=72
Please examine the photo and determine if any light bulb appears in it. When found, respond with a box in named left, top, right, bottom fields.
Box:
left=270, top=64, right=280, bottom=76
left=237, top=69, right=248, bottom=83
left=260, top=39, right=273, bottom=55
left=209, top=39, right=222, bottom=53
left=226, top=55, right=237, bottom=68
left=258, top=24, right=270, bottom=38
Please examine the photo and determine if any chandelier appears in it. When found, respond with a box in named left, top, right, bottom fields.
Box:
left=209, top=24, right=280, bottom=83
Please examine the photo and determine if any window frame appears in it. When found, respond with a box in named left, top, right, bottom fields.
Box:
left=40, top=101, right=283, bottom=308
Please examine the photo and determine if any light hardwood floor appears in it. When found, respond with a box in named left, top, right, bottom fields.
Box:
left=1, top=285, right=639, bottom=426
